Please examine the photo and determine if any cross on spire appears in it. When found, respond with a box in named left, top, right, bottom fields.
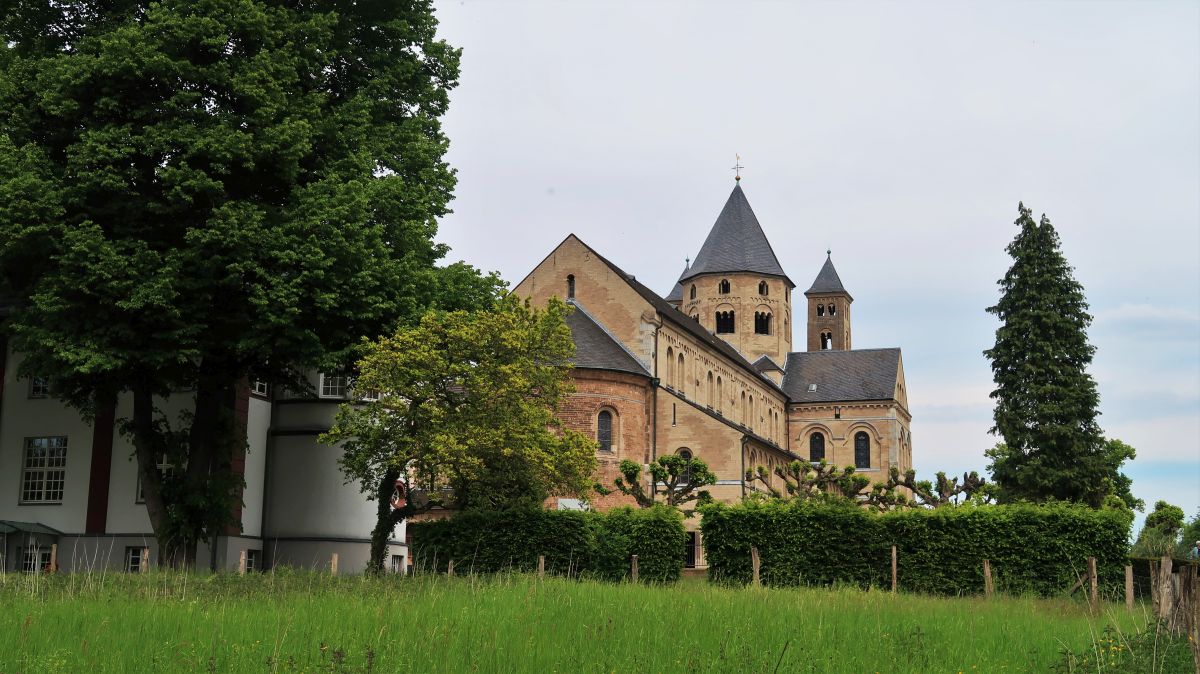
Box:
left=732, top=154, right=744, bottom=182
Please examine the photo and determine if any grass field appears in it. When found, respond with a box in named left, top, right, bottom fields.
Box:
left=0, top=570, right=1187, bottom=673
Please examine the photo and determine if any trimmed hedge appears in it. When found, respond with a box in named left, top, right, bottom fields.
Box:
left=700, top=500, right=1133, bottom=597
left=409, top=505, right=687, bottom=583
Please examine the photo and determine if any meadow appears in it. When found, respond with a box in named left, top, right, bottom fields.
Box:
left=0, top=570, right=1187, bottom=673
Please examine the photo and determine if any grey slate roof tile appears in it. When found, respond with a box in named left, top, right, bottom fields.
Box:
left=565, top=301, right=651, bottom=377
left=679, top=184, right=794, bottom=287
left=782, top=349, right=900, bottom=403
left=805, top=254, right=851, bottom=298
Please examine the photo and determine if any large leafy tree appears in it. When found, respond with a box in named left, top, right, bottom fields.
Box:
left=984, top=203, right=1127, bottom=507
left=321, top=297, right=597, bottom=573
left=0, top=1, right=501, bottom=566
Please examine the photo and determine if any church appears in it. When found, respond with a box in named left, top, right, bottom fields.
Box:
left=515, top=181, right=913, bottom=566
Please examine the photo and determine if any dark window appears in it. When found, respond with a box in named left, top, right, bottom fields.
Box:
left=567, top=275, right=575, bottom=299
left=817, top=304, right=825, bottom=317
left=754, top=311, right=772, bottom=335
left=828, top=303, right=836, bottom=316
left=597, top=411, right=613, bottom=452
left=810, top=433, right=825, bottom=462
left=821, top=332, right=832, bottom=350
left=685, top=531, right=698, bottom=568
left=678, top=448, right=694, bottom=486
left=718, top=279, right=730, bottom=294
left=855, top=432, right=870, bottom=468
left=716, top=311, right=735, bottom=333
left=689, top=285, right=696, bottom=300
left=758, top=281, right=768, bottom=296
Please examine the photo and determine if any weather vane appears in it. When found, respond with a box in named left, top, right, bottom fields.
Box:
left=732, top=154, right=744, bottom=182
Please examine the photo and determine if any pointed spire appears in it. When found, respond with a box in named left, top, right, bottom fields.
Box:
left=805, top=253, right=852, bottom=299
left=664, top=259, right=690, bottom=303
left=679, top=184, right=793, bottom=287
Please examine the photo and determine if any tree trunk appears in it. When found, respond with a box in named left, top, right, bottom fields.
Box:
left=369, top=468, right=405, bottom=574
left=131, top=384, right=172, bottom=566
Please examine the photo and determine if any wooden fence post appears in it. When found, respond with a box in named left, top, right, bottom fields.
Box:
left=447, top=559, right=455, bottom=577
left=141, top=548, right=150, bottom=573
left=891, top=545, right=898, bottom=594
left=1156, top=555, right=1173, bottom=622
left=537, top=554, right=545, bottom=579
left=49, top=544, right=58, bottom=573
left=330, top=553, right=338, bottom=576
left=630, top=555, right=638, bottom=583
left=983, top=559, right=993, bottom=598
left=1125, top=564, right=1134, bottom=610
left=751, top=547, right=761, bottom=587
left=1087, top=557, right=1098, bottom=613
left=238, top=550, right=247, bottom=575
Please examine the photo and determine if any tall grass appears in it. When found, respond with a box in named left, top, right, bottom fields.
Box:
left=0, top=570, right=1165, bottom=673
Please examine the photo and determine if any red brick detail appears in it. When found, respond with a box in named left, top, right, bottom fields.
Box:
left=85, top=400, right=117, bottom=534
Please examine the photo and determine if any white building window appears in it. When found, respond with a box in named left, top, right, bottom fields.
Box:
left=391, top=554, right=406, bottom=574
left=319, top=373, right=349, bottom=398
left=21, top=436, right=67, bottom=504
left=246, top=549, right=261, bottom=572
left=125, top=546, right=148, bottom=573
left=22, top=547, right=51, bottom=573
left=28, top=377, right=50, bottom=398
left=251, top=380, right=269, bottom=397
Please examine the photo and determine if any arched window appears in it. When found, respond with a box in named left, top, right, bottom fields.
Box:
left=665, top=347, right=674, bottom=388
left=706, top=371, right=714, bottom=408
left=677, top=448, right=694, bottom=486
left=828, top=303, right=837, bottom=316
left=809, top=432, right=825, bottom=462
left=817, top=304, right=825, bottom=317
left=748, top=396, right=755, bottom=430
left=689, top=285, right=696, bottom=300
left=821, top=332, right=832, bottom=350
left=567, top=275, right=575, bottom=299
left=758, top=281, right=769, bottom=296
left=754, top=311, right=772, bottom=335
left=718, top=279, right=730, bottom=294
left=716, top=376, right=723, bottom=414
left=855, top=432, right=870, bottom=469
left=716, top=311, right=735, bottom=333
left=597, top=410, right=614, bottom=453
left=740, top=391, right=747, bottom=425
left=677, top=352, right=685, bottom=391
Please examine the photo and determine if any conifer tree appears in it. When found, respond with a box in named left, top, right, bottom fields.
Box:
left=984, top=203, right=1119, bottom=506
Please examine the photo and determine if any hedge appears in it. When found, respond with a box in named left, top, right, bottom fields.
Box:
left=409, top=505, right=687, bottom=583
left=700, top=500, right=1133, bottom=597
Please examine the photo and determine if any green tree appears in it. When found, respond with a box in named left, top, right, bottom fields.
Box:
left=321, top=297, right=597, bottom=573
left=1132, top=500, right=1186, bottom=558
left=983, top=203, right=1127, bottom=507
left=0, top=1, right=501, bottom=566
left=596, top=455, right=717, bottom=516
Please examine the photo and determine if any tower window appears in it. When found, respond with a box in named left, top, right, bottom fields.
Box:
left=689, top=285, right=696, bottom=300
left=828, top=303, right=836, bottom=316
left=754, top=311, right=772, bottom=335
left=758, top=281, right=768, bottom=296
left=809, top=432, right=825, bottom=462
left=817, top=304, right=825, bottom=317
left=821, top=332, right=832, bottom=350
left=567, top=275, right=575, bottom=299
left=715, top=311, right=735, bottom=334
left=597, top=410, right=613, bottom=452
left=855, top=432, right=870, bottom=469
left=718, top=279, right=730, bottom=294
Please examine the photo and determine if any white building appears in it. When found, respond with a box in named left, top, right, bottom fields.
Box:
left=0, top=348, right=407, bottom=574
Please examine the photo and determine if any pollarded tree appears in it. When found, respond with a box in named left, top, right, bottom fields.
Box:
left=596, top=455, right=717, bottom=516
left=0, top=1, right=501, bottom=566
left=321, top=297, right=598, bottom=573
left=984, top=203, right=1123, bottom=507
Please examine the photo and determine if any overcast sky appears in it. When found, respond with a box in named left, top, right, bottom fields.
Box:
left=429, top=0, right=1200, bottom=529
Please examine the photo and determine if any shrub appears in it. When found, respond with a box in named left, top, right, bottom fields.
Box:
left=410, top=505, right=686, bottom=583
left=700, top=500, right=1133, bottom=596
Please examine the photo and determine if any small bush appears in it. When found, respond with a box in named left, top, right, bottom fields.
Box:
left=1050, top=621, right=1194, bottom=673
left=410, top=505, right=687, bottom=583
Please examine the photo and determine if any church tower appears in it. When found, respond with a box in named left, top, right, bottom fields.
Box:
left=678, top=183, right=794, bottom=365
left=805, top=253, right=852, bottom=351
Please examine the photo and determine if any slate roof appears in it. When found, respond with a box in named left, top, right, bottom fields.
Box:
left=664, top=262, right=690, bottom=303
left=565, top=301, right=651, bottom=377
left=578, top=241, right=786, bottom=394
left=804, top=254, right=852, bottom=299
left=679, top=184, right=794, bottom=287
left=781, top=348, right=901, bottom=403
left=753, top=355, right=784, bottom=373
